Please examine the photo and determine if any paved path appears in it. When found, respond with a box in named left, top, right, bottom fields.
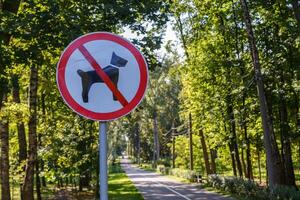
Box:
left=121, top=158, right=233, bottom=200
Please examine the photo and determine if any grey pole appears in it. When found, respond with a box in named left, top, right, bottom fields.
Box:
left=99, top=122, right=108, bottom=200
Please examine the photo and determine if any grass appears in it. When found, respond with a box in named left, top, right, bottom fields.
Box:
left=108, top=161, right=143, bottom=200
left=67, top=163, right=144, bottom=200
left=108, top=172, right=143, bottom=200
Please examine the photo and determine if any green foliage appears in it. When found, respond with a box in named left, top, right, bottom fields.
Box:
left=1, top=0, right=171, bottom=195
left=207, top=174, right=223, bottom=190
left=270, top=185, right=300, bottom=200
left=168, top=168, right=199, bottom=181
left=156, top=165, right=199, bottom=182
left=109, top=163, right=124, bottom=174
left=1, top=0, right=300, bottom=198
left=169, top=0, right=300, bottom=188
left=108, top=172, right=144, bottom=200
left=207, top=175, right=300, bottom=200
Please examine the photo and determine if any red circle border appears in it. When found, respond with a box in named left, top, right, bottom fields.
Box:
left=56, top=32, right=148, bottom=121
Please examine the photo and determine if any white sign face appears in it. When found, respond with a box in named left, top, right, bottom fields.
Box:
left=65, top=40, right=140, bottom=113
left=57, top=32, right=148, bottom=121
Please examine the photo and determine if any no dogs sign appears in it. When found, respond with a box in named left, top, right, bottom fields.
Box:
left=56, top=32, right=148, bottom=121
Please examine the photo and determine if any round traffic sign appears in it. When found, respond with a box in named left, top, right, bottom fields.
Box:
left=56, top=32, right=148, bottom=121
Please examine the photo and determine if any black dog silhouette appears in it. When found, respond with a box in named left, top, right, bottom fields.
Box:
left=77, top=52, right=128, bottom=103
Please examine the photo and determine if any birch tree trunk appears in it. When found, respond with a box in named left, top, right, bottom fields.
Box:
left=240, top=0, right=284, bottom=186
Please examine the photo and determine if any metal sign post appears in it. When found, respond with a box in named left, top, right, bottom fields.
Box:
left=99, top=122, right=108, bottom=200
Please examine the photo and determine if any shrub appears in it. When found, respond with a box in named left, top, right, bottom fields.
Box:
left=240, top=179, right=260, bottom=197
left=270, top=185, right=300, bottom=200
left=254, top=188, right=269, bottom=200
left=207, top=175, right=300, bottom=200
left=165, top=167, right=170, bottom=175
left=157, top=158, right=171, bottom=167
left=207, top=174, right=223, bottom=189
left=168, top=168, right=197, bottom=181
left=224, top=177, right=237, bottom=193
left=109, top=163, right=123, bottom=173
left=157, top=165, right=165, bottom=174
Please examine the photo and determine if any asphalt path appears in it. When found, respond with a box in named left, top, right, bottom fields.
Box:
left=121, top=158, right=233, bottom=200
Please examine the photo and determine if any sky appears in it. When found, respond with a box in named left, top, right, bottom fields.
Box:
left=121, top=22, right=184, bottom=60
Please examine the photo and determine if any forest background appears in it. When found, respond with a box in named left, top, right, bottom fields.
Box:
left=0, top=0, right=299, bottom=200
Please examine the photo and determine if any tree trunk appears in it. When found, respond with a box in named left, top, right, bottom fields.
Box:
left=36, top=157, right=42, bottom=200
left=298, top=142, right=300, bottom=174
left=229, top=143, right=237, bottom=176
left=227, top=102, right=243, bottom=177
left=172, top=122, right=176, bottom=168
left=136, top=122, right=141, bottom=165
left=188, top=113, right=193, bottom=170
left=40, top=93, right=46, bottom=187
left=1, top=118, right=11, bottom=200
left=199, top=129, right=211, bottom=175
left=12, top=75, right=27, bottom=162
left=210, top=149, right=217, bottom=174
left=257, top=148, right=262, bottom=184
left=279, top=92, right=296, bottom=186
left=244, top=122, right=253, bottom=179
left=240, top=0, right=284, bottom=186
left=172, top=136, right=176, bottom=168
left=241, top=148, right=247, bottom=177
left=240, top=84, right=253, bottom=179
left=0, top=2, right=21, bottom=199
left=0, top=2, right=21, bottom=198
left=22, top=65, right=38, bottom=200
left=241, top=102, right=253, bottom=180
left=153, top=110, right=159, bottom=167
left=36, top=132, right=42, bottom=200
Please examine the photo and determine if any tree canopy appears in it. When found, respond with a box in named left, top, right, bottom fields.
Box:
left=0, top=0, right=299, bottom=200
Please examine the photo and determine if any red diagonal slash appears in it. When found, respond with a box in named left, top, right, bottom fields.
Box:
left=78, top=45, right=129, bottom=107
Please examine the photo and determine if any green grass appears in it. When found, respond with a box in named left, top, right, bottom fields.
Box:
left=107, top=161, right=143, bottom=199
left=108, top=172, right=144, bottom=200
left=70, top=162, right=144, bottom=200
